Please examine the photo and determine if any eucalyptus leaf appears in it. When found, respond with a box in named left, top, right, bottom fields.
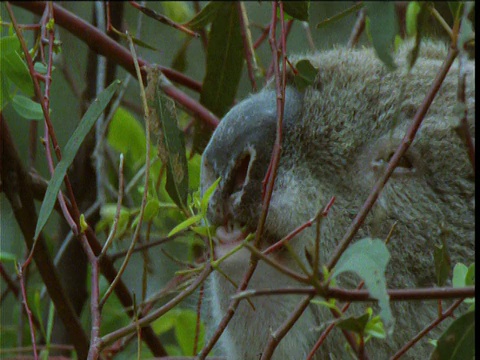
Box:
left=294, top=59, right=319, bottom=92
left=194, top=2, right=244, bottom=153
left=430, top=310, right=475, bottom=360
left=365, top=2, right=398, bottom=71
left=184, top=2, right=224, bottom=30
left=282, top=1, right=310, bottom=21
left=154, top=86, right=189, bottom=211
left=11, top=94, right=44, bottom=120
left=332, top=238, right=393, bottom=328
left=434, top=242, right=451, bottom=287
left=34, top=80, right=121, bottom=240
left=2, top=50, right=35, bottom=96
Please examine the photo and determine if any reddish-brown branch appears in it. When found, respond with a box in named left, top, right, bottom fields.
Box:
left=234, top=285, right=475, bottom=302
left=18, top=266, right=38, bottom=360
left=12, top=1, right=219, bottom=130
left=129, top=1, right=198, bottom=37
left=390, top=298, right=466, bottom=359
left=261, top=295, right=314, bottom=359
left=326, top=46, right=459, bottom=271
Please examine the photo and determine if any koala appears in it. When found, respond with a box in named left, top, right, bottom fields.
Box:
left=200, top=41, right=475, bottom=359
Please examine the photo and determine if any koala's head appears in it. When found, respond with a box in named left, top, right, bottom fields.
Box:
left=200, top=41, right=475, bottom=279
left=200, top=87, right=305, bottom=258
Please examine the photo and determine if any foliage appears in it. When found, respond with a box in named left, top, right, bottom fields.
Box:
left=0, top=2, right=474, bottom=359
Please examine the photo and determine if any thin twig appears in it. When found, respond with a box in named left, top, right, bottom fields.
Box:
left=18, top=265, right=38, bottom=360
left=237, top=2, right=258, bottom=92
left=261, top=295, right=314, bottom=359
left=99, top=264, right=213, bottom=347
left=347, top=7, right=366, bottom=49
left=100, top=32, right=153, bottom=307
left=100, top=154, right=125, bottom=258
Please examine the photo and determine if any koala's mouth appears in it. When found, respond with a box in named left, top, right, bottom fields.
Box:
left=213, top=225, right=248, bottom=258
left=213, top=224, right=279, bottom=259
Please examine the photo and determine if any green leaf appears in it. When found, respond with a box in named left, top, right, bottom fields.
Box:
left=452, top=263, right=468, bottom=288
left=406, top=1, right=421, bottom=37
left=365, top=311, right=386, bottom=340
left=200, top=2, right=243, bottom=117
left=332, top=238, right=393, bottom=328
left=465, top=263, right=475, bottom=286
left=310, top=298, right=341, bottom=313
left=152, top=309, right=178, bottom=335
left=168, top=213, right=203, bottom=237
left=175, top=309, right=205, bottom=355
left=188, top=153, right=202, bottom=191
left=294, top=59, right=319, bottom=92
left=154, top=87, right=189, bottom=211
left=0, top=69, right=11, bottom=111
left=0, top=251, right=17, bottom=262
left=107, top=107, right=146, bottom=169
left=336, top=313, right=370, bottom=334
left=0, top=35, right=21, bottom=57
left=201, top=176, right=221, bottom=214
left=11, top=94, right=44, bottom=120
left=282, top=1, right=310, bottom=21
left=447, top=2, right=463, bottom=19
left=316, top=2, right=363, bottom=29
left=2, top=50, right=35, bottom=96
left=143, top=198, right=161, bottom=222
left=365, top=2, right=398, bottom=71
left=162, top=1, right=194, bottom=24
left=183, top=2, right=224, bottom=30
left=430, top=310, right=475, bottom=360
left=34, top=80, right=121, bottom=240
left=434, top=242, right=451, bottom=287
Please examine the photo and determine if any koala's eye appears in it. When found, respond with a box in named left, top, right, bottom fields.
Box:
left=385, top=151, right=413, bottom=169
left=231, top=154, right=251, bottom=193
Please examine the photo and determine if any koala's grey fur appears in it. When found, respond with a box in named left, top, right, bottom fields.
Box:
left=200, top=41, right=475, bottom=359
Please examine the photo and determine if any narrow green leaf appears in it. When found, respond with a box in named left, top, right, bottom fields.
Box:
left=316, top=2, right=362, bottom=28
left=365, top=2, right=398, bottom=71
left=194, top=2, right=244, bottom=153
left=282, top=1, right=310, bottom=21
left=430, top=310, right=475, bottom=360
left=2, top=50, right=35, bottom=96
left=154, top=87, right=189, bottom=210
left=336, top=313, right=370, bottom=334
left=11, top=94, right=44, bottom=120
left=200, top=3, right=243, bottom=117
left=465, top=263, right=475, bottom=286
left=434, top=242, right=451, bottom=287
left=34, top=80, right=121, bottom=240
left=332, top=238, right=393, bottom=328
left=183, top=2, right=224, bottom=30
left=0, top=251, right=17, bottom=262
left=201, top=176, right=221, bottom=214
left=406, top=1, right=421, bottom=37
left=0, top=69, right=11, bottom=111
left=168, top=213, right=203, bottom=237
